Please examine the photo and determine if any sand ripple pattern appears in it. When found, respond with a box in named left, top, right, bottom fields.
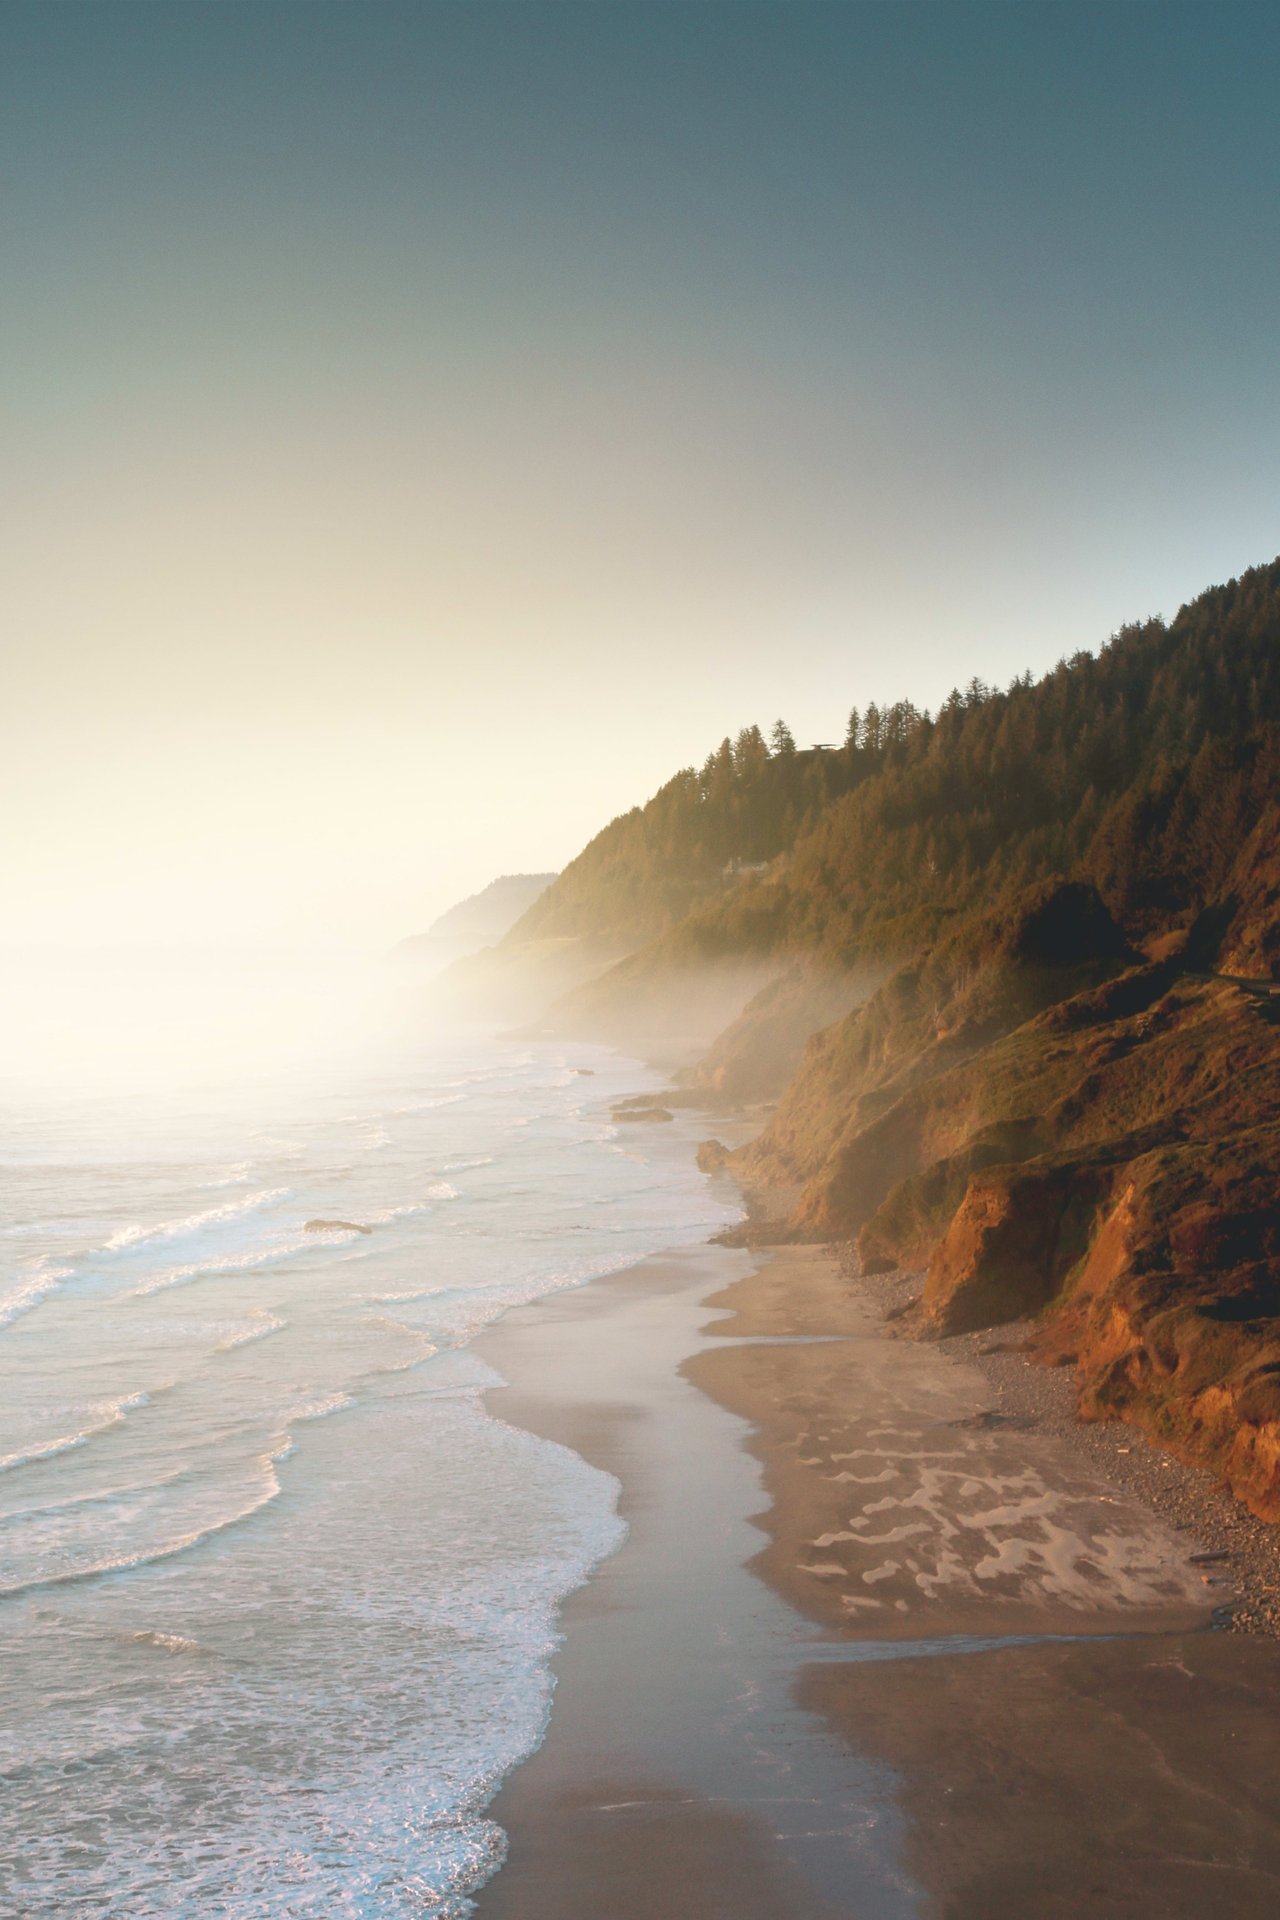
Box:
left=724, top=1333, right=1208, bottom=1629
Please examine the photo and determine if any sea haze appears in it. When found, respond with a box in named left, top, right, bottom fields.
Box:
left=0, top=954, right=736, bottom=1916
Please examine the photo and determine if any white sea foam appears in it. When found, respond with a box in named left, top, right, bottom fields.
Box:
left=364, top=1312, right=437, bottom=1344
left=0, top=1411, right=333, bottom=1600
left=366, top=1283, right=446, bottom=1304
left=362, top=1200, right=432, bottom=1224
left=288, top=1390, right=355, bottom=1424
left=0, top=1391, right=151, bottom=1476
left=214, top=1310, right=287, bottom=1352
left=0, top=1023, right=738, bottom=1917
left=199, top=1160, right=254, bottom=1189
left=259, top=1395, right=354, bottom=1467
left=362, top=1315, right=439, bottom=1373
left=0, top=1475, right=284, bottom=1599
left=105, top=1188, right=289, bottom=1251
left=0, top=1258, right=73, bottom=1330
left=127, top=1234, right=315, bottom=1296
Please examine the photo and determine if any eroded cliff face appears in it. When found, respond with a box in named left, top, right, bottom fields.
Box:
left=712, top=880, right=1280, bottom=1519
left=733, top=882, right=1137, bottom=1217
left=436, top=562, right=1280, bottom=1521
left=686, top=961, right=880, bottom=1104
left=1023, top=1140, right=1280, bottom=1520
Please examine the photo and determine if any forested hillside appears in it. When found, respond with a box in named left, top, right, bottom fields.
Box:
left=504, top=722, right=861, bottom=950
left=503, top=562, right=1280, bottom=973
left=479, top=556, right=1280, bottom=1522
left=613, top=558, right=1280, bottom=973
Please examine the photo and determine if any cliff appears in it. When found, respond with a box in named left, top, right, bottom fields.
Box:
left=449, top=558, right=1280, bottom=1517
left=723, top=877, right=1280, bottom=1515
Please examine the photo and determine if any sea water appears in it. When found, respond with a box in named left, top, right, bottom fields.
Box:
left=0, top=953, right=735, bottom=1917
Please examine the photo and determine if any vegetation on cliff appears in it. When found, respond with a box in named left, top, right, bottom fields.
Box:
left=469, top=558, right=1280, bottom=1517
left=505, top=723, right=860, bottom=950
left=573, top=559, right=1280, bottom=982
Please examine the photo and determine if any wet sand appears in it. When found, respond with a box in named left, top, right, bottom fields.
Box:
left=692, top=1247, right=1212, bottom=1641
left=799, top=1632, right=1280, bottom=1919
left=472, top=1239, right=1280, bottom=1918
left=472, top=1244, right=916, bottom=1920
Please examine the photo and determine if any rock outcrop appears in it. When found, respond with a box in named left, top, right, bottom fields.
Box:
left=727, top=884, right=1280, bottom=1518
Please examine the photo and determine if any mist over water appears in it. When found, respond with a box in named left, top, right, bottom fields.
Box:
left=0, top=953, right=737, bottom=1915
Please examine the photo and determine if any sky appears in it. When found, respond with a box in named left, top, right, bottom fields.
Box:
left=4, top=0, right=1280, bottom=950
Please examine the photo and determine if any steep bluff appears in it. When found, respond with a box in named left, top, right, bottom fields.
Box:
left=719, top=875, right=1280, bottom=1514
left=451, top=558, right=1280, bottom=1517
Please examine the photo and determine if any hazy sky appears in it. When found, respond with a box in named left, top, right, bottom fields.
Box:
left=4, top=0, right=1279, bottom=948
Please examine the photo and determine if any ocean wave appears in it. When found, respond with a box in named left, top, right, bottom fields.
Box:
left=246, top=1132, right=306, bottom=1156
left=263, top=1396, right=356, bottom=1468
left=364, top=1311, right=439, bottom=1346
left=0, top=1461, right=192, bottom=1522
left=105, top=1188, right=289, bottom=1252
left=126, top=1231, right=315, bottom=1297
left=361, top=1200, right=433, bottom=1225
left=361, top=1317, right=439, bottom=1374
left=213, top=1311, right=287, bottom=1353
left=198, top=1161, right=254, bottom=1190
left=365, top=1284, right=446, bottom=1305
left=0, top=1390, right=151, bottom=1477
left=0, top=1471, right=284, bottom=1600
left=0, top=1036, right=740, bottom=1920
left=0, top=1394, right=354, bottom=1600
left=0, top=1259, right=74, bottom=1331
left=130, top=1629, right=208, bottom=1656
left=290, top=1390, right=355, bottom=1424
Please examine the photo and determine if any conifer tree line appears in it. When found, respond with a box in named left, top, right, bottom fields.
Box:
left=512, top=558, right=1280, bottom=959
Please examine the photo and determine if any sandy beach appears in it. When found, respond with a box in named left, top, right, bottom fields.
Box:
left=474, top=1235, right=1280, bottom=1918
left=473, top=1243, right=916, bottom=1919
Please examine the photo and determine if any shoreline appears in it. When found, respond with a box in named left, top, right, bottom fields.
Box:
left=688, top=1243, right=1213, bottom=1644
left=467, top=1166, right=1280, bottom=1917
left=471, top=1240, right=918, bottom=1920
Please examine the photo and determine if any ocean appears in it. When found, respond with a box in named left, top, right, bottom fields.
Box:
left=0, top=953, right=736, bottom=1917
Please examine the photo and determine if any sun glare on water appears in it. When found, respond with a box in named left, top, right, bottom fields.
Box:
left=0, top=948, right=440, bottom=1100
